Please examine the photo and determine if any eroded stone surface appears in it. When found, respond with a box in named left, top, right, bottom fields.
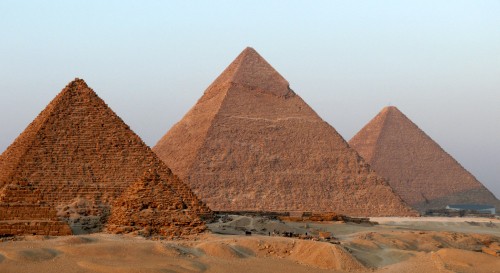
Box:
left=0, top=181, right=72, bottom=236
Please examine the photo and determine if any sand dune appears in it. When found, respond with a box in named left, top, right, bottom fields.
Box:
left=0, top=217, right=499, bottom=273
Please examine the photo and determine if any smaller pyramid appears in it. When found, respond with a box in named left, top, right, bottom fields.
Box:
left=349, top=106, right=499, bottom=212
left=106, top=169, right=206, bottom=237
left=0, top=180, right=72, bottom=236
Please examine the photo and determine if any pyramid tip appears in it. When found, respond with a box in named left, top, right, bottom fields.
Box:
left=243, top=46, right=256, bottom=52
left=66, top=78, right=89, bottom=90
left=382, top=105, right=401, bottom=113
left=207, top=47, right=291, bottom=97
left=239, top=46, right=260, bottom=59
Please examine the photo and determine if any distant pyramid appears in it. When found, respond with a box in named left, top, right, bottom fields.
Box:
left=153, top=47, right=417, bottom=216
left=107, top=169, right=206, bottom=237
left=0, top=79, right=210, bottom=234
left=349, top=106, right=499, bottom=212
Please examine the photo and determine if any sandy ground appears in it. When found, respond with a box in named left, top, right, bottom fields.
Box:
left=0, top=216, right=499, bottom=273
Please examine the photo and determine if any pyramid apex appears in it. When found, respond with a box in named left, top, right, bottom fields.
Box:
left=209, top=47, right=292, bottom=97
left=382, top=105, right=399, bottom=112
left=380, top=106, right=406, bottom=118
left=242, top=46, right=256, bottom=52
left=65, top=78, right=90, bottom=90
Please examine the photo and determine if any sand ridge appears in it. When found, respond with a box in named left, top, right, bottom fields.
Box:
left=1, top=217, right=499, bottom=273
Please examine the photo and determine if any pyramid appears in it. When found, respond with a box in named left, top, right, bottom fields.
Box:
left=0, top=179, right=72, bottom=236
left=153, top=47, right=417, bottom=216
left=107, top=169, right=206, bottom=237
left=349, top=106, right=499, bottom=212
left=0, top=79, right=210, bottom=233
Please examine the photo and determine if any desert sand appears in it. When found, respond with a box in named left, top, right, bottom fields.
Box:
left=1, top=216, right=499, bottom=273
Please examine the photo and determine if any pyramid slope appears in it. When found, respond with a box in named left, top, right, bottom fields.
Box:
left=154, top=48, right=417, bottom=217
left=154, top=47, right=291, bottom=180
left=349, top=106, right=499, bottom=211
left=107, top=169, right=206, bottom=237
left=0, top=79, right=210, bottom=231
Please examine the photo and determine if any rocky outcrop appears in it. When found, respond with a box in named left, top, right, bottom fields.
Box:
left=154, top=47, right=417, bottom=217
left=349, top=106, right=499, bottom=212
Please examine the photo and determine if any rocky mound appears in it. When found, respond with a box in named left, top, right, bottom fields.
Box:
left=349, top=106, right=499, bottom=212
left=153, top=47, right=417, bottom=217
left=107, top=169, right=206, bottom=237
left=0, top=79, right=210, bottom=234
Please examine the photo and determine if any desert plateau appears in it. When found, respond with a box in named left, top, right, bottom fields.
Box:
left=1, top=216, right=499, bottom=273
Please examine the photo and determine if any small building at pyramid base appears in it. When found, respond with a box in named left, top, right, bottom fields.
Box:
left=0, top=181, right=72, bottom=236
left=106, top=169, right=206, bottom=238
left=446, top=204, right=496, bottom=215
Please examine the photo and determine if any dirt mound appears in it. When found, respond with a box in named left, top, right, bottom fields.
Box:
left=434, top=248, right=500, bottom=273
left=154, top=47, right=416, bottom=217
left=196, top=241, right=251, bottom=259
left=224, top=236, right=366, bottom=271
left=2, top=248, right=59, bottom=262
left=349, top=106, right=499, bottom=212
left=62, top=236, right=96, bottom=245
left=345, top=230, right=499, bottom=268
left=289, top=240, right=366, bottom=271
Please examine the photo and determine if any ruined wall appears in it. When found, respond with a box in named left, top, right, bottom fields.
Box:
left=0, top=183, right=72, bottom=236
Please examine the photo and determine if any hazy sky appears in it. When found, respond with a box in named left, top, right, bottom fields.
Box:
left=1, top=1, right=499, bottom=198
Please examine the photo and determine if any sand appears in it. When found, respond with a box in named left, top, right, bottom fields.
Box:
left=0, top=216, right=499, bottom=273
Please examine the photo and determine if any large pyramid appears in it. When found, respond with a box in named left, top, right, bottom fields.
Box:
left=153, top=47, right=417, bottom=216
left=349, top=106, right=499, bottom=212
left=0, top=79, right=210, bottom=234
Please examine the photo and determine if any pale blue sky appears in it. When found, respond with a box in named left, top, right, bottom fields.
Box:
left=1, top=1, right=499, bottom=197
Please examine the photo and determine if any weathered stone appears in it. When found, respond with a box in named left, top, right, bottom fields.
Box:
left=153, top=47, right=417, bottom=217
left=0, top=181, right=72, bottom=236
left=107, top=169, right=206, bottom=237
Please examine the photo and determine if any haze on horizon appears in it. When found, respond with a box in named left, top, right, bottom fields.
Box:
left=1, top=1, right=499, bottom=198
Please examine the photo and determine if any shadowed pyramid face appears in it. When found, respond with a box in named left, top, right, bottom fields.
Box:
left=0, top=78, right=209, bottom=234
left=154, top=48, right=417, bottom=217
left=349, top=106, right=499, bottom=212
